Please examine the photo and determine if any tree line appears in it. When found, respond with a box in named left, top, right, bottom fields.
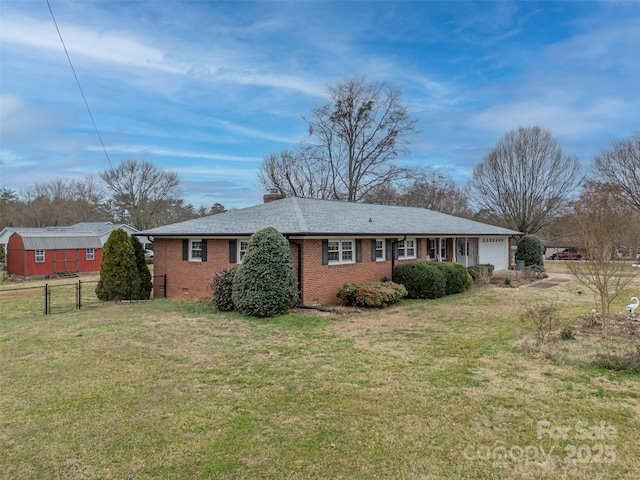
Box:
left=1, top=159, right=226, bottom=231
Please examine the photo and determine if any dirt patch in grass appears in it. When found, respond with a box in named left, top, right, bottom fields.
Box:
left=576, top=313, right=640, bottom=338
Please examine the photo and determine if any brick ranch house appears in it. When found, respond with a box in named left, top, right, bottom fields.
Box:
left=140, top=196, right=520, bottom=306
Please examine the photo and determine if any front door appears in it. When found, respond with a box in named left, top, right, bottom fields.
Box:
left=457, top=239, right=478, bottom=267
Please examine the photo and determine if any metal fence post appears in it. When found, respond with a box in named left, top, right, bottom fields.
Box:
left=77, top=279, right=82, bottom=310
left=44, top=284, right=49, bottom=315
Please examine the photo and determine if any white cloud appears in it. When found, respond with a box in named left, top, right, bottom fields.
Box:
left=86, top=144, right=260, bottom=163
left=0, top=12, right=188, bottom=74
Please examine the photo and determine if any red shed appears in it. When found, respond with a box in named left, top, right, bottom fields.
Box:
left=6, top=230, right=102, bottom=279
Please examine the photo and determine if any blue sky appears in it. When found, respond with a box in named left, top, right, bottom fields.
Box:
left=1, top=1, right=639, bottom=209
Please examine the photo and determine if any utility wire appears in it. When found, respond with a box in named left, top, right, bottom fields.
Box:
left=46, top=0, right=114, bottom=171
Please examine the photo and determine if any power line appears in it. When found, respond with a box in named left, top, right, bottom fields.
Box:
left=46, top=0, right=114, bottom=171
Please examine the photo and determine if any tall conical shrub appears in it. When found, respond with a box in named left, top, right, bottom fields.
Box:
left=130, top=235, right=152, bottom=300
left=232, top=227, right=298, bottom=317
left=96, top=229, right=140, bottom=301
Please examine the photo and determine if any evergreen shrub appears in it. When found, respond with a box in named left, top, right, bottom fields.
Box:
left=130, top=236, right=152, bottom=300
left=232, top=227, right=298, bottom=317
left=211, top=267, right=238, bottom=311
left=96, top=229, right=140, bottom=301
left=392, top=262, right=446, bottom=299
left=337, top=282, right=407, bottom=308
left=515, top=235, right=545, bottom=269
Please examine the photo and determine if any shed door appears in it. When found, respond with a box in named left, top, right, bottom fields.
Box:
left=53, top=249, right=79, bottom=273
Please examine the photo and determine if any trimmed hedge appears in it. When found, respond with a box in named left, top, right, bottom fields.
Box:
left=392, top=262, right=446, bottom=299
left=432, top=261, right=472, bottom=295
left=450, top=262, right=474, bottom=293
left=337, top=282, right=407, bottom=308
left=211, top=267, right=238, bottom=312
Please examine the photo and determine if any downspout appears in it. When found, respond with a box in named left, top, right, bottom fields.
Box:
left=286, top=238, right=303, bottom=305
left=391, top=236, right=406, bottom=270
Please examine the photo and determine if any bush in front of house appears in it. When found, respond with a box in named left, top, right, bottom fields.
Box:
left=431, top=262, right=471, bottom=295
left=96, top=228, right=141, bottom=301
left=211, top=267, right=238, bottom=311
left=467, top=264, right=495, bottom=281
left=232, top=227, right=298, bottom=318
left=337, top=281, right=407, bottom=308
left=392, top=262, right=446, bottom=299
left=130, top=235, right=152, bottom=300
left=450, top=262, right=474, bottom=292
left=515, top=234, right=545, bottom=269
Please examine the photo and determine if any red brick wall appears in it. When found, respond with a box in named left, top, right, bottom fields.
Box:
left=154, top=237, right=428, bottom=306
left=299, top=239, right=393, bottom=305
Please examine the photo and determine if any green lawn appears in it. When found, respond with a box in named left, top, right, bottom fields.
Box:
left=1, top=277, right=639, bottom=479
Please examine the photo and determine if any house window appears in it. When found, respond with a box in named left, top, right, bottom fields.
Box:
left=375, top=239, right=385, bottom=261
left=238, top=240, right=250, bottom=263
left=86, top=248, right=95, bottom=260
left=328, top=240, right=354, bottom=264
left=397, top=239, right=416, bottom=259
left=428, top=239, right=436, bottom=260
left=35, top=250, right=45, bottom=263
left=441, top=241, right=447, bottom=260
left=190, top=240, right=203, bottom=261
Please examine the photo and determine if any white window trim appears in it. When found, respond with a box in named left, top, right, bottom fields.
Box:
left=86, top=248, right=95, bottom=261
left=35, top=249, right=45, bottom=263
left=238, top=239, right=250, bottom=264
left=328, top=239, right=355, bottom=265
left=189, top=239, right=203, bottom=262
left=397, top=238, right=416, bottom=259
left=375, top=239, right=386, bottom=262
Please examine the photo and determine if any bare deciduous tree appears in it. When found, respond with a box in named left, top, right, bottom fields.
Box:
left=469, top=126, right=581, bottom=234
left=593, top=132, right=640, bottom=213
left=100, top=158, right=180, bottom=230
left=258, top=147, right=333, bottom=199
left=18, top=177, right=107, bottom=226
left=259, top=77, right=417, bottom=202
left=363, top=170, right=471, bottom=216
left=565, top=185, right=640, bottom=322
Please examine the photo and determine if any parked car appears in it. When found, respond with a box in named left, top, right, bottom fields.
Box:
left=144, top=249, right=154, bottom=258
left=548, top=248, right=582, bottom=260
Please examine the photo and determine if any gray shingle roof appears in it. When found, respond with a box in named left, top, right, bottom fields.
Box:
left=140, top=197, right=521, bottom=237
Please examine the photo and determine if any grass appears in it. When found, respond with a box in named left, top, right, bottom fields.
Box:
left=1, top=275, right=640, bottom=479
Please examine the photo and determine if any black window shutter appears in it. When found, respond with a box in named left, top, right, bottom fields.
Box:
left=322, top=240, right=328, bottom=265
left=386, top=240, right=393, bottom=261
left=356, top=239, right=362, bottom=263
left=182, top=239, right=188, bottom=261
left=416, top=238, right=422, bottom=258
left=371, top=239, right=377, bottom=261
left=201, top=239, right=208, bottom=262
left=229, top=240, right=237, bottom=263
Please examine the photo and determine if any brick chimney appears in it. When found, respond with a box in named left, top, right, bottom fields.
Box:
left=263, top=190, right=286, bottom=203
